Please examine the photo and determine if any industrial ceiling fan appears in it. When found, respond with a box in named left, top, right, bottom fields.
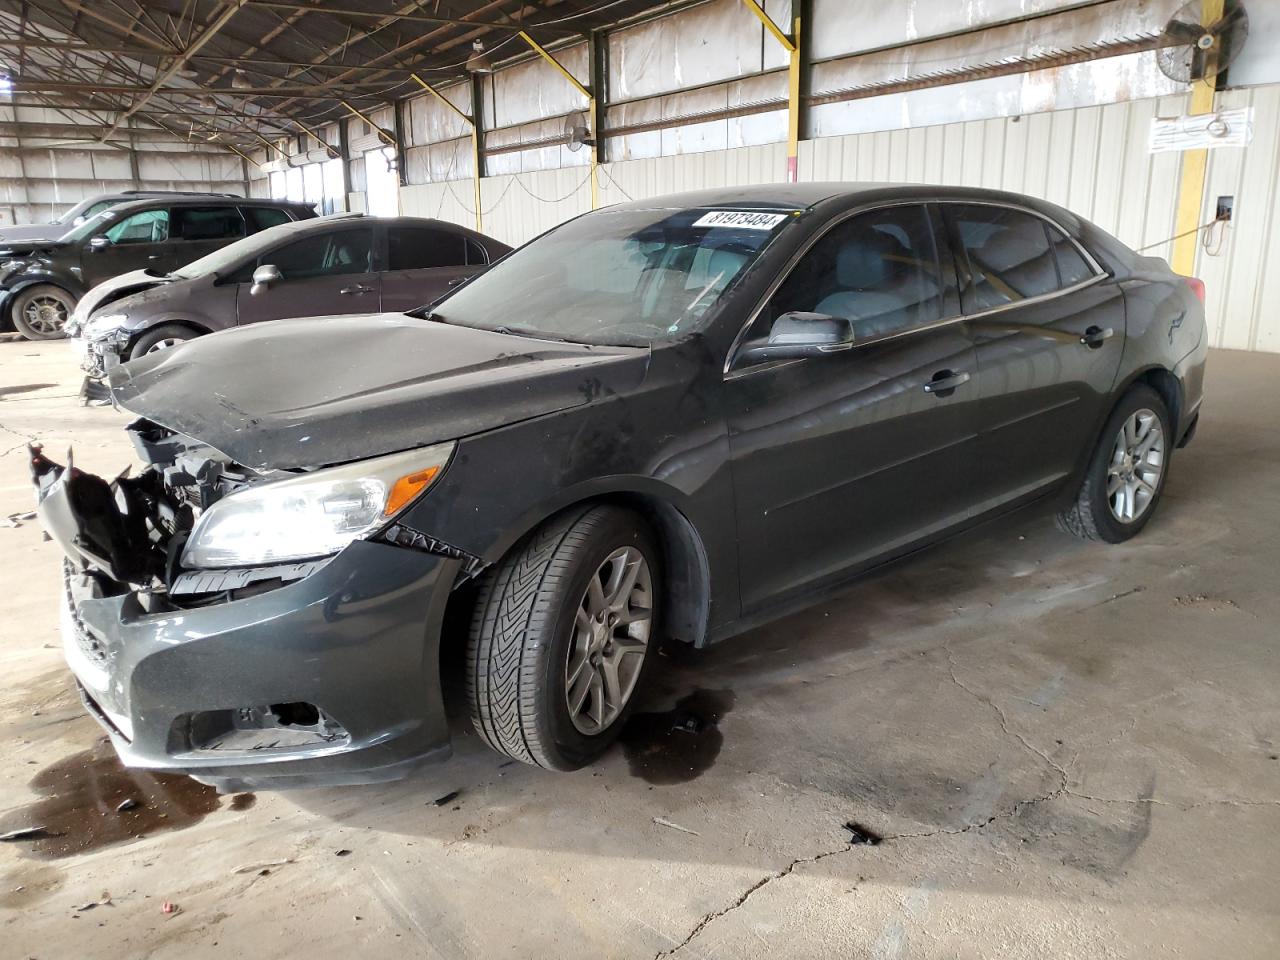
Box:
left=1156, top=0, right=1250, bottom=84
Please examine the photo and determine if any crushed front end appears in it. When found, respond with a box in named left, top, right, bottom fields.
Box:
left=30, top=422, right=462, bottom=791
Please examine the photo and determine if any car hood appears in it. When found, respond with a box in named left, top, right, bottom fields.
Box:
left=0, top=223, right=64, bottom=245
left=0, top=238, right=68, bottom=259
left=71, top=269, right=179, bottom=333
left=107, top=313, right=648, bottom=470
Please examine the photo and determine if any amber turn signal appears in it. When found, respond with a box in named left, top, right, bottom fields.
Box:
left=384, top=466, right=443, bottom=517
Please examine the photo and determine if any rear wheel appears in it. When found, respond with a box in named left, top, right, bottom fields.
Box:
left=466, top=505, right=660, bottom=770
left=12, top=285, right=74, bottom=340
left=128, top=324, right=197, bottom=360
left=1058, top=383, right=1172, bottom=543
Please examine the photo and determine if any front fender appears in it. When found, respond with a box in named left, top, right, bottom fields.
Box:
left=6, top=269, right=87, bottom=300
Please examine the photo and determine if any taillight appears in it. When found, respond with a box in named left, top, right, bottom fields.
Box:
left=1184, top=276, right=1206, bottom=303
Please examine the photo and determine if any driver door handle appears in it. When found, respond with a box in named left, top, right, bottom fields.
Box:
left=923, top=370, right=971, bottom=396
left=147, top=254, right=162, bottom=260
left=1080, top=325, right=1114, bottom=348
left=340, top=284, right=373, bottom=295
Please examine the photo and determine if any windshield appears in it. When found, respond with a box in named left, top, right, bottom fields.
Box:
left=171, top=221, right=297, bottom=279
left=61, top=208, right=119, bottom=243
left=428, top=206, right=794, bottom=345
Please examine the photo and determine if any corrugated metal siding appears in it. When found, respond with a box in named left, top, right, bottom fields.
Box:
left=1198, top=86, right=1280, bottom=352
left=405, top=86, right=1280, bottom=353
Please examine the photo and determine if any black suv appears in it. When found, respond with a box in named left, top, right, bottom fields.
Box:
left=0, top=196, right=316, bottom=339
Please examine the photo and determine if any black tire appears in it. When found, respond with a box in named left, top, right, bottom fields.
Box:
left=12, top=284, right=75, bottom=340
left=467, top=505, right=661, bottom=770
left=1058, top=383, right=1172, bottom=543
left=128, top=324, right=197, bottom=360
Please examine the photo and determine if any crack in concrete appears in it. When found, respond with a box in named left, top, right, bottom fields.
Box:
left=657, top=638, right=1270, bottom=958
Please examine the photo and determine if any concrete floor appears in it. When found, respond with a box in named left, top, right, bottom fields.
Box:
left=0, top=336, right=1277, bottom=960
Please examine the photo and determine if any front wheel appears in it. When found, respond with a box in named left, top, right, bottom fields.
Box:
left=466, top=505, right=660, bottom=770
left=12, top=285, right=75, bottom=340
left=128, top=323, right=197, bottom=360
left=1058, top=383, right=1172, bottom=543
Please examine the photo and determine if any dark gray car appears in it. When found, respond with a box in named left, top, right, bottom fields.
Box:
left=0, top=189, right=242, bottom=245
left=31, top=184, right=1206, bottom=791
left=75, top=214, right=510, bottom=381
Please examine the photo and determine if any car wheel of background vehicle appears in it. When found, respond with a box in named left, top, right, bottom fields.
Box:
left=128, top=324, right=196, bottom=360
left=12, top=284, right=75, bottom=340
left=1057, top=383, right=1172, bottom=543
left=467, top=505, right=660, bottom=770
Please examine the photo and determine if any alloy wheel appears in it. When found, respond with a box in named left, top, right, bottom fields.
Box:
left=145, top=337, right=183, bottom=354
left=564, top=546, right=653, bottom=735
left=23, top=296, right=68, bottom=335
left=1107, top=408, right=1165, bottom=523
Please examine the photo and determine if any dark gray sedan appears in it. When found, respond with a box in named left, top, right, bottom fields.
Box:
left=32, top=183, right=1206, bottom=791
left=74, top=213, right=510, bottom=380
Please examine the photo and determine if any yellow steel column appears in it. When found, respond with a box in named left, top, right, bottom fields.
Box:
left=1171, top=0, right=1225, bottom=276
left=411, top=73, right=484, bottom=231
left=519, top=30, right=598, bottom=209
left=741, top=0, right=800, bottom=182
left=787, top=14, right=802, bottom=182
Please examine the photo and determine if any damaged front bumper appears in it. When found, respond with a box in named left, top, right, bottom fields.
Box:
left=31, top=436, right=459, bottom=791
left=72, top=334, right=122, bottom=386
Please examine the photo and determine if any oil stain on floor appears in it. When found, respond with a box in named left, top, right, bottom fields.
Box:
left=620, top=688, right=736, bottom=785
left=0, top=738, right=249, bottom=859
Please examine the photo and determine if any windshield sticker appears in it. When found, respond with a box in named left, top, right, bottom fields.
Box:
left=692, top=211, right=789, bottom=230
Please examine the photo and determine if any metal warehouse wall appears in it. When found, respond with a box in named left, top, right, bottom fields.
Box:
left=402, top=84, right=1280, bottom=355
left=0, top=128, right=248, bottom=227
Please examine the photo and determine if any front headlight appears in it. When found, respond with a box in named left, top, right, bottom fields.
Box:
left=181, top=443, right=455, bottom=569
left=81, top=313, right=128, bottom=340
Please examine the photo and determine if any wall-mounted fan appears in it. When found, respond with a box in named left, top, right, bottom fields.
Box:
left=1156, top=0, right=1249, bottom=84
left=564, top=111, right=594, bottom=152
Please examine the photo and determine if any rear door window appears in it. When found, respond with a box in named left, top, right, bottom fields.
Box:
left=386, top=227, right=468, bottom=270
left=243, top=206, right=294, bottom=232
left=172, top=206, right=246, bottom=241
left=466, top=238, right=490, bottom=265
left=1045, top=223, right=1097, bottom=287
left=265, top=228, right=374, bottom=280
left=947, top=205, right=1097, bottom=312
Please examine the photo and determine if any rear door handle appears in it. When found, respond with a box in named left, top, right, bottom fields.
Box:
left=1080, top=325, right=1114, bottom=348
left=923, top=370, right=971, bottom=396
left=340, top=284, right=373, bottom=295
left=147, top=254, right=162, bottom=260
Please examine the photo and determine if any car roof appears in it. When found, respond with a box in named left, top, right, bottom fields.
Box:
left=95, top=196, right=313, bottom=218
left=607, top=182, right=1079, bottom=216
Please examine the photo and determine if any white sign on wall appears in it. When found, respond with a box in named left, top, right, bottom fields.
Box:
left=1150, top=107, right=1254, bottom=153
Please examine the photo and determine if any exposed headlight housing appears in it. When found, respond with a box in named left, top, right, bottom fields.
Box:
left=81, top=313, right=129, bottom=341
left=181, top=443, right=455, bottom=569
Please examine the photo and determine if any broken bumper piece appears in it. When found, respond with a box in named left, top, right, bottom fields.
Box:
left=34, top=446, right=458, bottom=791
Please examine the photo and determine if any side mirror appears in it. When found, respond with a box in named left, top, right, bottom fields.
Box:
left=250, top=263, right=282, bottom=296
left=88, top=236, right=111, bottom=251
left=736, top=311, right=856, bottom=365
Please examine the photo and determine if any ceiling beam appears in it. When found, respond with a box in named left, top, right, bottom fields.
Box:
left=240, top=1, right=580, bottom=34
left=98, top=0, right=248, bottom=142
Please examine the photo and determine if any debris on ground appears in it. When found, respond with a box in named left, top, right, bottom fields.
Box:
left=2, top=511, right=36, bottom=528
left=432, top=790, right=460, bottom=807
left=232, top=858, right=294, bottom=875
left=844, top=821, right=884, bottom=846
left=652, top=817, right=700, bottom=836
left=116, top=798, right=141, bottom=813
left=74, top=892, right=113, bottom=912
left=335, top=848, right=352, bottom=857
left=161, top=901, right=180, bottom=916
left=0, top=825, right=51, bottom=842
